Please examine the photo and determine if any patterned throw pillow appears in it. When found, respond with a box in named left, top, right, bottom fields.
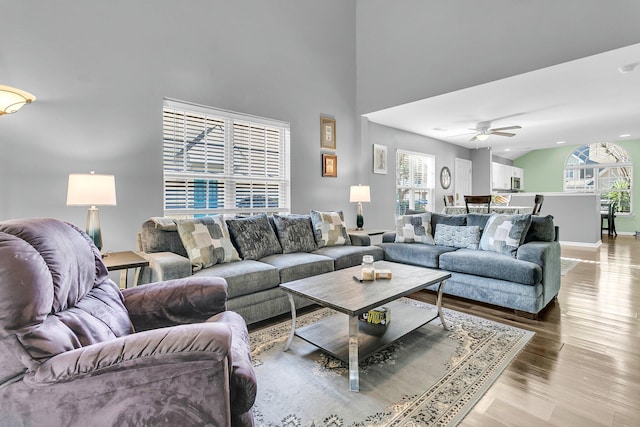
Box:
left=175, top=216, right=240, bottom=271
left=479, top=214, right=532, bottom=257
left=310, top=210, right=351, bottom=248
left=225, top=213, right=283, bottom=260
left=273, top=214, right=317, bottom=254
left=394, top=213, right=435, bottom=245
left=434, top=224, right=481, bottom=249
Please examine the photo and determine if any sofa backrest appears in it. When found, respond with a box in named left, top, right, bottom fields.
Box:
left=140, top=218, right=189, bottom=257
left=0, top=218, right=132, bottom=378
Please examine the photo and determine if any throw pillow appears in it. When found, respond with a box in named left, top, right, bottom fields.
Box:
left=175, top=216, right=240, bottom=271
left=430, top=213, right=466, bottom=235
left=310, top=210, right=351, bottom=248
left=479, top=214, right=532, bottom=257
left=273, top=214, right=317, bottom=254
left=394, top=213, right=435, bottom=245
left=434, top=224, right=481, bottom=249
left=226, top=213, right=283, bottom=260
left=524, top=214, right=555, bottom=243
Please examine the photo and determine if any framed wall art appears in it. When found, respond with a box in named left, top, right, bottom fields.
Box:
left=322, top=153, right=337, bottom=177
left=373, top=144, right=388, bottom=174
left=320, top=117, right=336, bottom=149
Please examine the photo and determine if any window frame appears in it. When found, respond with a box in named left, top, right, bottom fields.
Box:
left=162, top=98, right=291, bottom=218
left=563, top=142, right=632, bottom=215
left=395, top=149, right=435, bottom=215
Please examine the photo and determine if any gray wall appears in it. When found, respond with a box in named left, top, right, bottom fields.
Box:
left=356, top=0, right=640, bottom=115
left=1, top=1, right=357, bottom=251
left=364, top=121, right=470, bottom=230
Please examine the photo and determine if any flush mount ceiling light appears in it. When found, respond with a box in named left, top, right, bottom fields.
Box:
left=0, top=84, right=36, bottom=116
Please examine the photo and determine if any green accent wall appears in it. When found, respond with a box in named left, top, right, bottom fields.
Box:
left=514, top=140, right=640, bottom=234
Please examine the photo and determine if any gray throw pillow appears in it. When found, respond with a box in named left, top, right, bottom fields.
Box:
left=479, top=214, right=532, bottom=257
left=434, top=224, right=481, bottom=249
left=394, top=213, right=435, bottom=245
left=310, top=210, right=351, bottom=248
left=524, top=215, right=555, bottom=243
left=175, top=216, right=240, bottom=271
left=273, top=214, right=317, bottom=254
left=226, top=213, right=283, bottom=260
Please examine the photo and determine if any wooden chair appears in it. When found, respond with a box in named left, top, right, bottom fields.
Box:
left=601, top=200, right=617, bottom=236
left=464, top=195, right=492, bottom=213
left=532, top=194, right=544, bottom=215
left=443, top=194, right=455, bottom=206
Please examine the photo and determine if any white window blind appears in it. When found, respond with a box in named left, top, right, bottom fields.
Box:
left=396, top=149, right=435, bottom=215
left=163, top=99, right=290, bottom=217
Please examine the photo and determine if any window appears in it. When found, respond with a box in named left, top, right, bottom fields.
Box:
left=396, top=150, right=435, bottom=215
left=163, top=99, right=290, bottom=217
left=564, top=142, right=632, bottom=214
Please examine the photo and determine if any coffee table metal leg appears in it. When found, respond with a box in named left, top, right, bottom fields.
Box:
left=284, top=293, right=297, bottom=351
left=348, top=315, right=360, bottom=392
left=436, top=279, right=448, bottom=330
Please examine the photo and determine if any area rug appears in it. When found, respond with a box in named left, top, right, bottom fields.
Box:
left=249, top=298, right=534, bottom=427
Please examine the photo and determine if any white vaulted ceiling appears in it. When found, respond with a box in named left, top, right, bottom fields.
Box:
left=364, top=43, right=640, bottom=160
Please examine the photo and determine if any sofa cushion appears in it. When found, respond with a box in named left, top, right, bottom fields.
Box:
left=430, top=213, right=466, bottom=235
left=192, top=260, right=280, bottom=298
left=312, top=245, right=384, bottom=270
left=140, top=219, right=188, bottom=258
left=272, top=214, right=317, bottom=254
left=377, top=242, right=456, bottom=269
left=175, top=216, right=240, bottom=271
left=434, top=225, right=481, bottom=249
left=439, top=249, right=542, bottom=285
left=260, top=252, right=334, bottom=283
left=479, top=214, right=532, bottom=257
left=466, top=213, right=493, bottom=231
left=226, top=213, right=283, bottom=260
left=394, top=213, right=434, bottom=244
left=524, top=215, right=555, bottom=243
left=310, top=210, right=351, bottom=248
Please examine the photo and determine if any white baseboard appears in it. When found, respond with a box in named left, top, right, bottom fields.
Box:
left=559, top=240, right=602, bottom=248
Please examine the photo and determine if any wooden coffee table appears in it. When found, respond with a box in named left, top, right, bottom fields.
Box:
left=280, top=260, right=450, bottom=392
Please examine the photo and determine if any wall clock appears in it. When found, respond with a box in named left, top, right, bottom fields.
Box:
left=440, top=166, right=451, bottom=189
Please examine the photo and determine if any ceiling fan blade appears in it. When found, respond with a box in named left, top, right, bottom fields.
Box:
left=468, top=135, right=478, bottom=143
left=490, top=125, right=521, bottom=132
left=491, top=131, right=516, bottom=137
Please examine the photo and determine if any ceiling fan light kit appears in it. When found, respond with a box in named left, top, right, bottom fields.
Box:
left=468, top=122, right=522, bottom=143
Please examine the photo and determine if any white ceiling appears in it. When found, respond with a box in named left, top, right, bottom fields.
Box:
left=364, top=43, right=640, bottom=160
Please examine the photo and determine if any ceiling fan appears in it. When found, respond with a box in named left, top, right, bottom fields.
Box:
left=468, top=121, right=521, bottom=143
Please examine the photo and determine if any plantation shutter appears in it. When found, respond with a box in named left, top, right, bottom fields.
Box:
left=163, top=99, right=290, bottom=216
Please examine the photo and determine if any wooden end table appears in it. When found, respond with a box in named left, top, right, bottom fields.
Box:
left=103, top=251, right=149, bottom=289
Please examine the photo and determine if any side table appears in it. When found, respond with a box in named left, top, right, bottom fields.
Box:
left=102, top=251, right=149, bottom=289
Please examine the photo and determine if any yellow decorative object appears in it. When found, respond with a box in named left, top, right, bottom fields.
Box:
left=0, top=84, right=36, bottom=115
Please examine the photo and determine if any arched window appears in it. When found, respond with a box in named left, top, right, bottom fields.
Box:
left=564, top=142, right=632, bottom=214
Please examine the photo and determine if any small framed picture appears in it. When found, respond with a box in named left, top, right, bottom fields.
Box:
left=373, top=144, right=388, bottom=174
left=320, top=117, right=336, bottom=149
left=322, top=153, right=337, bottom=177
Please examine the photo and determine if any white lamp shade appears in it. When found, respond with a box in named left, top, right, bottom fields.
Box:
left=349, top=185, right=371, bottom=203
left=0, top=84, right=36, bottom=115
left=66, top=173, right=117, bottom=206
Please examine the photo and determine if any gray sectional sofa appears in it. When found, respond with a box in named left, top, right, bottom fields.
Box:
left=379, top=212, right=561, bottom=318
left=136, top=211, right=384, bottom=324
left=136, top=210, right=560, bottom=323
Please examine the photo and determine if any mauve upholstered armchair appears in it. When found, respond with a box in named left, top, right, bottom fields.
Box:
left=0, top=218, right=256, bottom=427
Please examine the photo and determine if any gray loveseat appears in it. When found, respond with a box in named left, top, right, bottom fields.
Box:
left=136, top=211, right=384, bottom=325
left=379, top=212, right=561, bottom=318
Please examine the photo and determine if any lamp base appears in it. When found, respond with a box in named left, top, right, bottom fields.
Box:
left=86, top=206, right=103, bottom=251
left=356, top=202, right=364, bottom=230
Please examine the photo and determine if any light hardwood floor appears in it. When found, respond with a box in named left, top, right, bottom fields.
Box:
left=411, top=235, right=640, bottom=427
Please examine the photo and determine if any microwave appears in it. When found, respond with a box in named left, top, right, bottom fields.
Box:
left=510, top=176, right=521, bottom=191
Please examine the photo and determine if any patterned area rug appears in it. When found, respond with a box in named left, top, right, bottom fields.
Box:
left=250, top=298, right=534, bottom=427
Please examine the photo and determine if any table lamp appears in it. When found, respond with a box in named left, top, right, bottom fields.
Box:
left=349, top=185, right=371, bottom=230
left=66, top=172, right=117, bottom=251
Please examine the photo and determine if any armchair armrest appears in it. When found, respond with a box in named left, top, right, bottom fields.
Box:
left=137, top=251, right=192, bottom=285
left=382, top=231, right=396, bottom=243
left=348, top=233, right=371, bottom=246
left=24, top=322, right=232, bottom=385
left=122, top=277, right=228, bottom=331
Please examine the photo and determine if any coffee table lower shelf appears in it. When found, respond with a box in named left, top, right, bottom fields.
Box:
left=294, top=299, right=439, bottom=364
